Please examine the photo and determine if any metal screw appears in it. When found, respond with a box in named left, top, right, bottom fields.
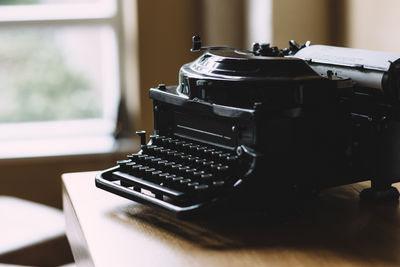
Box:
left=236, top=146, right=243, bottom=156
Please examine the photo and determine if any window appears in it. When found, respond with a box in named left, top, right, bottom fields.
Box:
left=0, top=0, right=122, bottom=158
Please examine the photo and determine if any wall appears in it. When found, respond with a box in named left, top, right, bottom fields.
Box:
left=135, top=0, right=203, bottom=135
left=345, top=0, right=400, bottom=52
left=272, top=0, right=336, bottom=48
left=202, top=0, right=245, bottom=48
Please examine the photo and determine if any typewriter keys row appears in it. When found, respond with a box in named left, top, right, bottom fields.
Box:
left=111, top=135, right=240, bottom=204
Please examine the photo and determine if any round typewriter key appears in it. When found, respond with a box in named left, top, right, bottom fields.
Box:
left=203, top=148, right=215, bottom=155
left=151, top=170, right=162, bottom=178
left=156, top=159, right=168, bottom=168
left=179, top=154, right=191, bottom=163
left=187, top=156, right=199, bottom=164
left=138, top=166, right=149, bottom=177
left=192, top=170, right=205, bottom=180
left=144, top=156, right=155, bottom=162
left=196, top=146, right=208, bottom=155
left=153, top=147, right=164, bottom=156
left=126, top=162, right=137, bottom=171
left=210, top=163, right=222, bottom=173
left=189, top=145, right=200, bottom=151
left=171, top=164, right=183, bottom=174
left=144, top=168, right=156, bottom=178
left=159, top=149, right=170, bottom=156
left=212, top=181, right=225, bottom=188
left=226, top=156, right=238, bottom=163
left=181, top=143, right=192, bottom=152
left=217, top=165, right=229, bottom=172
left=187, top=182, right=199, bottom=187
left=160, top=161, right=175, bottom=172
left=173, top=140, right=185, bottom=148
left=154, top=136, right=166, bottom=144
left=194, top=184, right=209, bottom=192
left=141, top=145, right=157, bottom=154
left=150, top=157, right=162, bottom=167
left=195, top=158, right=206, bottom=166
left=218, top=153, right=231, bottom=163
left=117, top=159, right=132, bottom=172
left=184, top=168, right=197, bottom=176
left=200, top=173, right=213, bottom=182
left=178, top=179, right=192, bottom=189
left=130, top=164, right=143, bottom=176
left=163, top=174, right=175, bottom=186
left=136, top=154, right=149, bottom=164
left=166, top=150, right=178, bottom=160
left=171, top=176, right=184, bottom=187
left=157, top=172, right=170, bottom=183
left=178, top=166, right=190, bottom=175
left=127, top=153, right=139, bottom=160
left=173, top=152, right=184, bottom=158
left=202, top=160, right=214, bottom=169
left=161, top=137, right=173, bottom=145
left=168, top=149, right=178, bottom=154
left=149, top=170, right=163, bottom=183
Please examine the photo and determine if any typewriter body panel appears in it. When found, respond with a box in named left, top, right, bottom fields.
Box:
left=96, top=40, right=400, bottom=217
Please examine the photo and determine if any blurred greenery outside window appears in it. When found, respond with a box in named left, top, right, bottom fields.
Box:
left=0, top=0, right=121, bottom=157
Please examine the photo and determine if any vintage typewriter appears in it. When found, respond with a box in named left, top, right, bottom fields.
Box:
left=96, top=36, right=400, bottom=217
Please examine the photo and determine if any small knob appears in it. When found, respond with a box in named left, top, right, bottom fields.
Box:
left=136, top=131, right=146, bottom=146
left=252, top=42, right=260, bottom=54
left=191, top=35, right=202, bottom=52
left=157, top=84, right=166, bottom=91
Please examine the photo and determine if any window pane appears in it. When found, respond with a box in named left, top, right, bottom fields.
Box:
left=0, top=25, right=119, bottom=123
left=0, top=0, right=100, bottom=6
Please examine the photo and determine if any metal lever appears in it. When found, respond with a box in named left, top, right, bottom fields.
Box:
left=136, top=131, right=147, bottom=146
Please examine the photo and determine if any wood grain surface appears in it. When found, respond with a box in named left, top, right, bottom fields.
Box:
left=62, top=171, right=400, bottom=267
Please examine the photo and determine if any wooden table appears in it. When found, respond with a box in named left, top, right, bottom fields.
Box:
left=62, top=171, right=400, bottom=267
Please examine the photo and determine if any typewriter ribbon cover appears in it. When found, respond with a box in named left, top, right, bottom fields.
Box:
left=96, top=37, right=400, bottom=217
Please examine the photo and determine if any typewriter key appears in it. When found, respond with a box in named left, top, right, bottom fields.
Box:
left=184, top=168, right=197, bottom=176
left=150, top=170, right=163, bottom=182
left=192, top=170, right=205, bottom=180
left=144, top=156, right=155, bottom=162
left=187, top=182, right=199, bottom=189
left=136, top=154, right=149, bottom=164
left=127, top=153, right=139, bottom=160
left=117, top=159, right=132, bottom=172
left=200, top=173, right=213, bottom=182
left=179, top=179, right=192, bottom=189
left=194, top=184, right=209, bottom=193
left=150, top=157, right=162, bottom=167
left=138, top=166, right=149, bottom=177
left=141, top=145, right=157, bottom=154
left=172, top=176, right=184, bottom=185
left=212, top=180, right=225, bottom=188
left=178, top=166, right=191, bottom=175
left=153, top=147, right=164, bottom=156
left=144, top=168, right=156, bottom=178
left=130, top=164, right=143, bottom=176
left=163, top=174, right=176, bottom=186
left=195, top=158, right=206, bottom=166
left=170, top=164, right=183, bottom=174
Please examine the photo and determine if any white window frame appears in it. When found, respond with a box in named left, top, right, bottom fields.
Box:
left=0, top=0, right=124, bottom=158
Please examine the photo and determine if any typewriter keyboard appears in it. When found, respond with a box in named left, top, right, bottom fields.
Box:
left=107, top=135, right=241, bottom=207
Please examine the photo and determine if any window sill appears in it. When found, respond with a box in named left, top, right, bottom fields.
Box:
left=0, top=136, right=138, bottom=160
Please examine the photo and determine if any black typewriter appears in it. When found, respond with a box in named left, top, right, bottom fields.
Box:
left=96, top=36, right=400, bottom=217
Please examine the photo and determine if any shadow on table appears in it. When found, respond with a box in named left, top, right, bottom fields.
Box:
left=110, top=182, right=400, bottom=265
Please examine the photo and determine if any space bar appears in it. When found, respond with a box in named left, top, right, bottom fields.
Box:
left=113, top=171, right=185, bottom=198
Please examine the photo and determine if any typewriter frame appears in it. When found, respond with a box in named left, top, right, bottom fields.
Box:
left=96, top=43, right=400, bottom=217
